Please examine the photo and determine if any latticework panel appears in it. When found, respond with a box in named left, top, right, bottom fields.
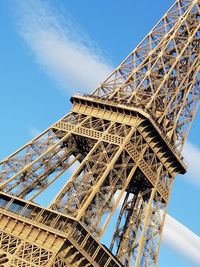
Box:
left=0, top=232, right=53, bottom=267
left=93, top=0, right=200, bottom=150
left=0, top=102, right=186, bottom=266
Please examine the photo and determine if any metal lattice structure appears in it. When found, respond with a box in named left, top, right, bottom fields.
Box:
left=0, top=0, right=200, bottom=266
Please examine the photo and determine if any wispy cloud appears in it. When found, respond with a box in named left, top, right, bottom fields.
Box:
left=28, top=126, right=41, bottom=138
left=163, top=214, right=200, bottom=266
left=183, top=141, right=200, bottom=187
left=12, top=0, right=112, bottom=94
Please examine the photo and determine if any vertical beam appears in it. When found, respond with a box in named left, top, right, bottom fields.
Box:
left=49, top=122, right=115, bottom=209
left=75, top=127, right=135, bottom=221
left=134, top=188, right=156, bottom=266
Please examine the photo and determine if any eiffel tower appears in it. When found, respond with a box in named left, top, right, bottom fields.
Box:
left=0, top=0, right=200, bottom=266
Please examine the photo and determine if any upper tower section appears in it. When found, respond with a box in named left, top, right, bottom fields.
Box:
left=91, top=0, right=200, bottom=151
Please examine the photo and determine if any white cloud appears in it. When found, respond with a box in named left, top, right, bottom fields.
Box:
left=163, top=214, right=200, bottom=266
left=183, top=141, right=200, bottom=187
left=12, top=0, right=112, bottom=94
left=28, top=126, right=41, bottom=138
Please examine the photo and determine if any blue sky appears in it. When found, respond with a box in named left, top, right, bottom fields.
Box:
left=0, top=0, right=200, bottom=266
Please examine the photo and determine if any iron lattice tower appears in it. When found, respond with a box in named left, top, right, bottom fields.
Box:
left=0, top=0, right=200, bottom=266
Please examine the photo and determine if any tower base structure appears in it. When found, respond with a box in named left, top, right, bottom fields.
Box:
left=0, top=95, right=186, bottom=266
left=0, top=192, right=122, bottom=267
